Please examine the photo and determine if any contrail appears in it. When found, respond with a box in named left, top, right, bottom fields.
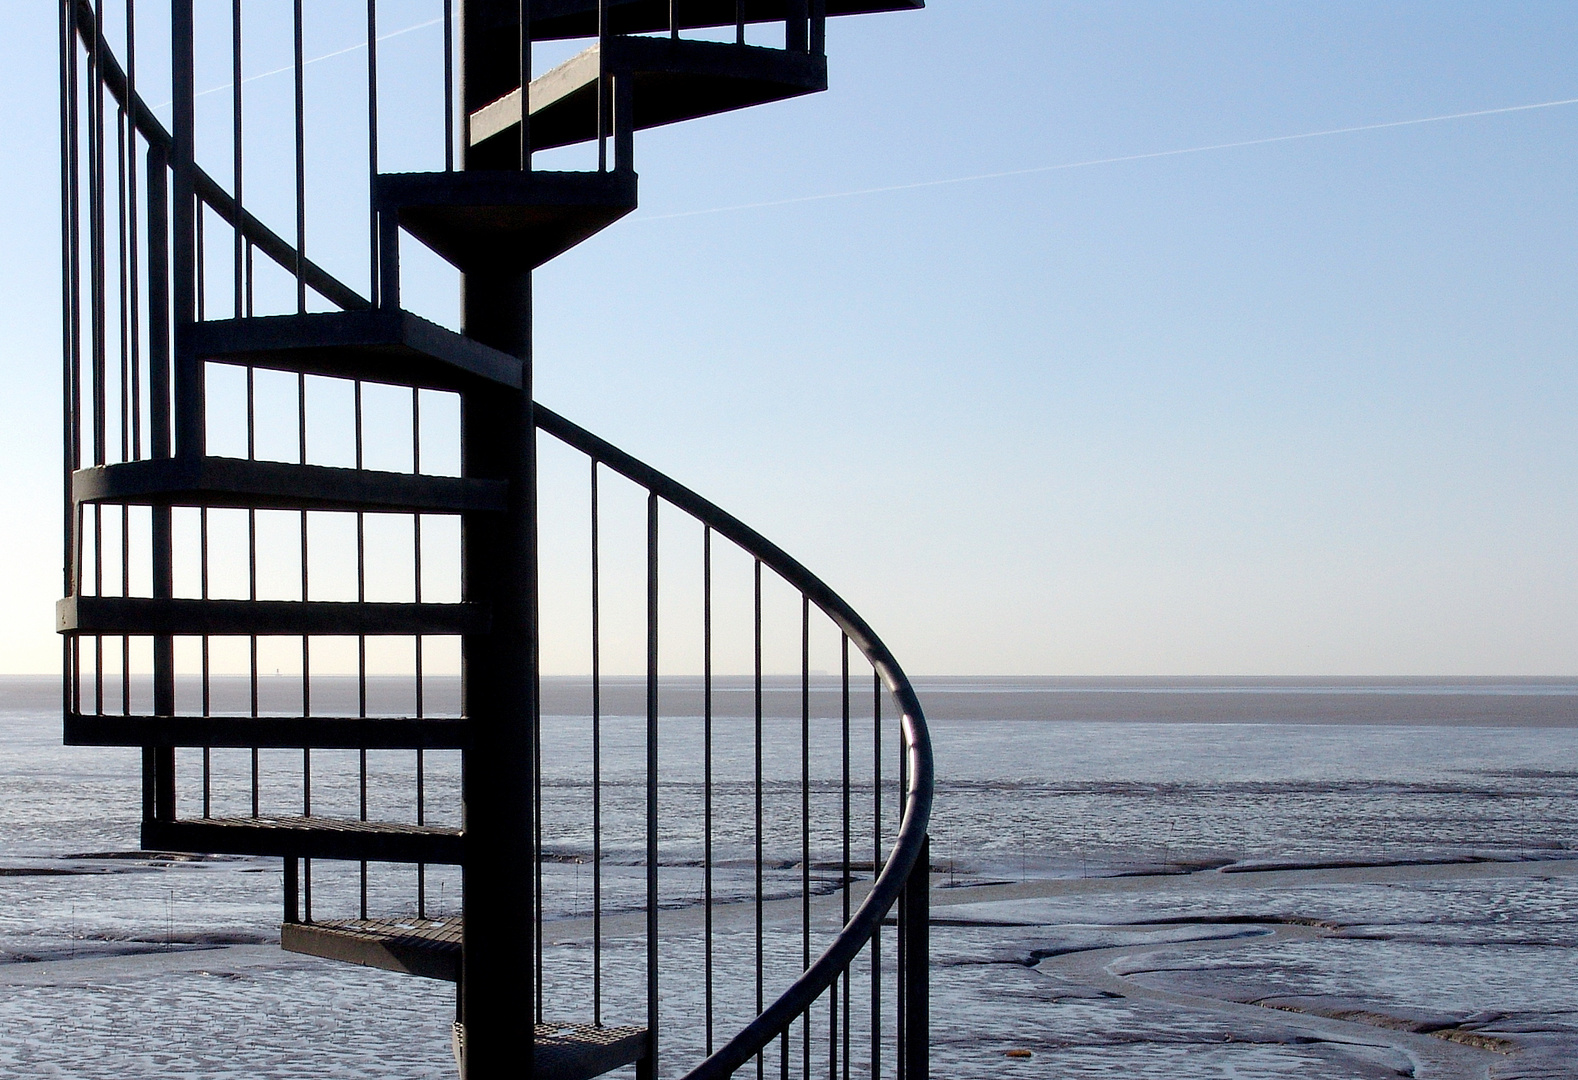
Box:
left=636, top=96, right=1578, bottom=222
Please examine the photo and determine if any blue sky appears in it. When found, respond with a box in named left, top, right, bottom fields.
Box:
left=3, top=2, right=1577, bottom=675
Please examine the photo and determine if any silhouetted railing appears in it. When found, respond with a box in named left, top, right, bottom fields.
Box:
left=60, top=1, right=928, bottom=1076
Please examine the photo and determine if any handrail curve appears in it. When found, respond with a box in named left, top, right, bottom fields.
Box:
left=535, top=404, right=934, bottom=1080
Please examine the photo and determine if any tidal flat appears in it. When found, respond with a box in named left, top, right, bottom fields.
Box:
left=1, top=676, right=1573, bottom=1078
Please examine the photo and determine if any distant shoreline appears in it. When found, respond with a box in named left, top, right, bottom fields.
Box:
left=5, top=674, right=1576, bottom=727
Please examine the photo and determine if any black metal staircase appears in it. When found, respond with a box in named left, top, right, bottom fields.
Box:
left=58, top=2, right=930, bottom=1077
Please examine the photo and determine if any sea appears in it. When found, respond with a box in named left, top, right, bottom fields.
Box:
left=1, top=675, right=1574, bottom=1079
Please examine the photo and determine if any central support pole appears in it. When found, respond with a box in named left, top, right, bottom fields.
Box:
left=458, top=3, right=538, bottom=1077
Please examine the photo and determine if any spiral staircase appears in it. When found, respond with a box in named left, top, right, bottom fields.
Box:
left=58, top=2, right=931, bottom=1078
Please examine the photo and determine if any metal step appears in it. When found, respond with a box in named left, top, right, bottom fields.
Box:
left=144, top=816, right=462, bottom=863
left=471, top=36, right=826, bottom=154
left=283, top=915, right=463, bottom=980
left=187, top=309, right=523, bottom=391
left=528, top=0, right=923, bottom=41
left=376, top=169, right=638, bottom=274
left=507, top=1021, right=650, bottom=1080
left=65, top=712, right=469, bottom=750
left=58, top=596, right=485, bottom=637
left=72, top=457, right=505, bottom=514
left=283, top=918, right=650, bottom=1080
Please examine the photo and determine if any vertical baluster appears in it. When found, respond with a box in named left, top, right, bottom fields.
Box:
left=590, top=459, right=602, bottom=1025
left=300, top=372, right=311, bottom=899
left=194, top=207, right=205, bottom=322
left=248, top=357, right=259, bottom=818
left=614, top=72, right=634, bottom=173
left=293, top=0, right=307, bottom=312
left=367, top=0, right=381, bottom=306
left=413, top=388, right=427, bottom=920
left=116, top=107, right=128, bottom=473
left=787, top=0, right=809, bottom=53
left=702, top=523, right=713, bottom=1055
left=871, top=669, right=881, bottom=1079
left=840, top=633, right=851, bottom=1080
left=88, top=0, right=105, bottom=475
left=896, top=704, right=907, bottom=1080
left=736, top=0, right=745, bottom=45
left=201, top=506, right=211, bottom=818
left=754, top=555, right=764, bottom=1080
left=902, top=833, right=931, bottom=1080
left=58, top=0, right=79, bottom=638
left=646, top=490, right=660, bottom=1075
left=519, top=0, right=532, bottom=171
left=535, top=643, right=543, bottom=1020
left=126, top=0, right=142, bottom=464
left=170, top=0, right=198, bottom=464
left=232, top=0, right=244, bottom=320
left=801, top=595, right=811, bottom=1078
left=418, top=741, right=427, bottom=918
left=443, top=0, right=454, bottom=171
left=356, top=379, right=368, bottom=919
left=115, top=71, right=128, bottom=754
left=596, top=0, right=608, bottom=172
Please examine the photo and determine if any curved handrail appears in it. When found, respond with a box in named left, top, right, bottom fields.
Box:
left=534, top=404, right=934, bottom=1080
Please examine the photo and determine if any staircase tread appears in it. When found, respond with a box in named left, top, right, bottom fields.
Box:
left=528, top=0, right=923, bottom=41
left=59, top=595, right=486, bottom=637
left=147, top=815, right=463, bottom=864
left=65, top=712, right=469, bottom=750
left=72, top=457, right=504, bottom=514
left=196, top=815, right=459, bottom=836
left=188, top=309, right=523, bottom=390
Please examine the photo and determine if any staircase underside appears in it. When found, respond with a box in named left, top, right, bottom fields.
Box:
left=188, top=310, right=524, bottom=390
left=527, top=0, right=923, bottom=40
left=377, top=169, right=639, bottom=273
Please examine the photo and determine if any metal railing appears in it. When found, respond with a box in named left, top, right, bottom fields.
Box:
left=60, top=2, right=927, bottom=1076
left=535, top=405, right=932, bottom=1078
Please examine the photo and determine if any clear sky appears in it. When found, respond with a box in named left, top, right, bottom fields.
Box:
left=2, top=2, right=1577, bottom=676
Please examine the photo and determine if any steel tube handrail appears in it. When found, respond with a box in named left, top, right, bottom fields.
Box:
left=534, top=404, right=934, bottom=1080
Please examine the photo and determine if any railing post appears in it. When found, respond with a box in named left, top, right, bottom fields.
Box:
left=459, top=4, right=538, bottom=1078
left=787, top=0, right=810, bottom=53
left=613, top=72, right=635, bottom=174
left=901, top=834, right=929, bottom=1080
left=283, top=856, right=300, bottom=924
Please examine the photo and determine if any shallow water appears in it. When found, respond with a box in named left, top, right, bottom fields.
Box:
left=2, top=676, right=1575, bottom=1077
